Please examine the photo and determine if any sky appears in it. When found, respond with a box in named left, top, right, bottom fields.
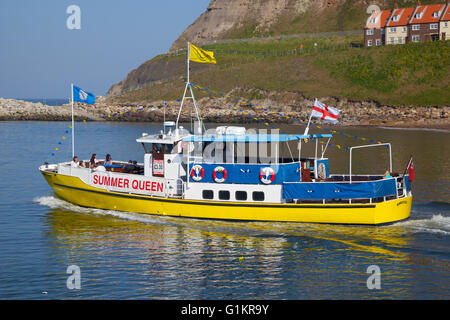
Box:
left=0, top=0, right=210, bottom=99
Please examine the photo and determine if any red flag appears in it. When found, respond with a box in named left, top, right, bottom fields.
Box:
left=407, top=157, right=415, bottom=182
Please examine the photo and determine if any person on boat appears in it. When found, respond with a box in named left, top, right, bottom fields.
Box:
left=89, top=153, right=99, bottom=168
left=105, top=154, right=112, bottom=165
left=122, top=160, right=136, bottom=173
left=383, top=171, right=392, bottom=179
left=70, top=156, right=84, bottom=168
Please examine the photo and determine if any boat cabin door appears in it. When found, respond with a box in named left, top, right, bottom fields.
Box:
left=152, top=143, right=165, bottom=177
left=301, top=160, right=312, bottom=182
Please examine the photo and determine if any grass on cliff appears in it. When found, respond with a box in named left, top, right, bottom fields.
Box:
left=110, top=39, right=449, bottom=107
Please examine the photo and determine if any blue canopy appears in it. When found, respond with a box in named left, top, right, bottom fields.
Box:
left=182, top=133, right=332, bottom=143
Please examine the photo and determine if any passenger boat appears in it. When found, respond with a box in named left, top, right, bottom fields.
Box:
left=39, top=98, right=413, bottom=225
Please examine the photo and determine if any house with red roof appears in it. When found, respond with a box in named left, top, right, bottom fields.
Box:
left=385, top=7, right=415, bottom=45
left=364, top=9, right=392, bottom=46
left=408, top=3, right=446, bottom=42
left=440, top=3, right=450, bottom=40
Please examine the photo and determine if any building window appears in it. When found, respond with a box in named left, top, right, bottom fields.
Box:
left=376, top=39, right=381, bottom=46
left=219, top=190, right=230, bottom=200
left=412, top=35, right=420, bottom=42
left=392, top=15, right=400, bottom=22
left=445, top=22, right=448, bottom=28
left=412, top=24, right=420, bottom=31
left=389, top=37, right=395, bottom=44
left=402, top=26, right=407, bottom=32
left=389, top=27, right=396, bottom=33
left=366, top=28, right=374, bottom=35
left=430, top=23, right=438, bottom=30
left=235, top=191, right=247, bottom=201
left=252, top=191, right=265, bottom=201
left=433, top=12, right=439, bottom=18
left=367, top=40, right=372, bottom=46
left=398, top=37, right=403, bottom=44
left=415, top=12, right=423, bottom=19
left=202, top=190, right=214, bottom=199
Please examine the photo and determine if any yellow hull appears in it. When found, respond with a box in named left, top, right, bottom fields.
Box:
left=41, top=170, right=412, bottom=225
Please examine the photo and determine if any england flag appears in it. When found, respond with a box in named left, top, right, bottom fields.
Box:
left=311, top=99, right=340, bottom=123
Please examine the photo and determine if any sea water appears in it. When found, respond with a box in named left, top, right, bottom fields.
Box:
left=0, top=121, right=448, bottom=299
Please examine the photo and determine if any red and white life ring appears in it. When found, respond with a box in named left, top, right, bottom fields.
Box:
left=213, top=166, right=227, bottom=183
left=260, top=167, right=275, bottom=184
left=190, top=165, right=204, bottom=182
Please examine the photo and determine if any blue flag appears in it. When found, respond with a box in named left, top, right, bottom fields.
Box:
left=73, top=85, right=95, bottom=104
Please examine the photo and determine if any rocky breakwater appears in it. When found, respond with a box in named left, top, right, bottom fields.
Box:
left=1, top=96, right=449, bottom=130
left=0, top=98, right=163, bottom=121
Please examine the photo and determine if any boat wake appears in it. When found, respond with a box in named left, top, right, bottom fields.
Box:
left=33, top=195, right=174, bottom=226
left=392, top=214, right=450, bottom=235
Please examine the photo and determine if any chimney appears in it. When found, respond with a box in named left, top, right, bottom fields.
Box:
left=394, top=3, right=398, bottom=9
left=417, top=0, right=421, bottom=6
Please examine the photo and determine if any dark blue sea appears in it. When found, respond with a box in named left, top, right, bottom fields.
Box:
left=0, top=121, right=448, bottom=299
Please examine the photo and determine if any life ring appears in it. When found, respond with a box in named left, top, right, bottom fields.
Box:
left=190, top=165, right=204, bottom=182
left=260, top=167, right=275, bottom=184
left=213, top=166, right=227, bottom=183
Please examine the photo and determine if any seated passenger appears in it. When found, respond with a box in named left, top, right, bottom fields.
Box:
left=90, top=153, right=99, bottom=168
left=122, top=160, right=135, bottom=173
left=383, top=171, right=392, bottom=179
left=71, top=156, right=84, bottom=168
left=105, top=154, right=112, bottom=165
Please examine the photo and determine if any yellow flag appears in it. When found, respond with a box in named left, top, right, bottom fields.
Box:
left=189, top=44, right=216, bottom=64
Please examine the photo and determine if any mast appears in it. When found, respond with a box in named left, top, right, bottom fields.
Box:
left=175, top=42, right=205, bottom=135
left=71, top=83, right=75, bottom=158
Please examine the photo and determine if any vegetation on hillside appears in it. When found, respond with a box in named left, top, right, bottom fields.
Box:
left=108, top=37, right=449, bottom=107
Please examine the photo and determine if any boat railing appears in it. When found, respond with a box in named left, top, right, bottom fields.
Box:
left=349, top=143, right=392, bottom=183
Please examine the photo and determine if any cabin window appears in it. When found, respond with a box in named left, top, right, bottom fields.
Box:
left=252, top=191, right=265, bottom=201
left=154, top=143, right=163, bottom=153
left=165, top=144, right=174, bottom=154
left=235, top=191, right=247, bottom=201
left=219, top=190, right=230, bottom=200
left=202, top=190, right=214, bottom=200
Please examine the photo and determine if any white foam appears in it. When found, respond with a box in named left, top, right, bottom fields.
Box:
left=33, top=195, right=170, bottom=225
left=392, top=214, right=450, bottom=235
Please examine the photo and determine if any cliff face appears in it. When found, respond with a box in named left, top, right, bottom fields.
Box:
left=170, top=0, right=317, bottom=50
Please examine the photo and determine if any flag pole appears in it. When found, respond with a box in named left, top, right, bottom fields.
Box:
left=303, top=99, right=315, bottom=136
left=71, top=83, right=75, bottom=158
left=187, top=42, right=190, bottom=84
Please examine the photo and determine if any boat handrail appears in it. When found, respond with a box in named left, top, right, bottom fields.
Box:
left=349, top=143, right=392, bottom=183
